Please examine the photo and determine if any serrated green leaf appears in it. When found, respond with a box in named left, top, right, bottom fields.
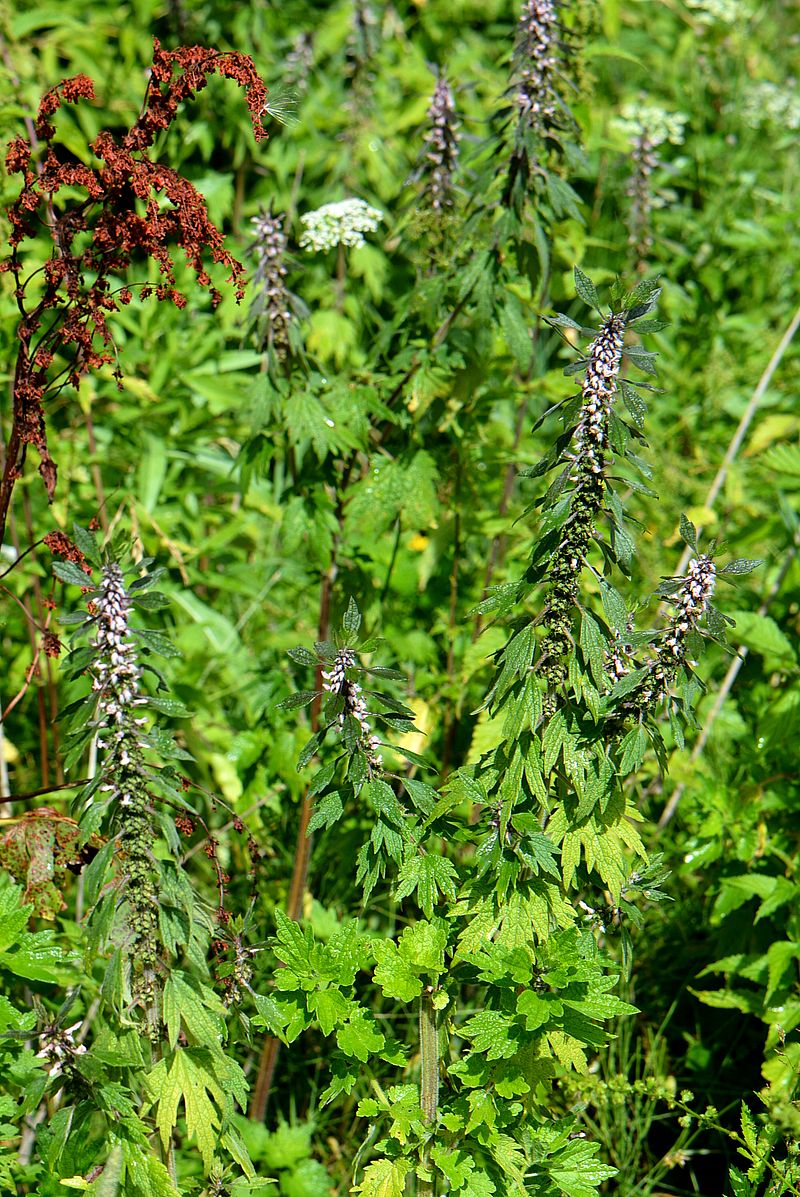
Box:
left=573, top=266, right=601, bottom=311
left=352, top=1159, right=410, bottom=1197
left=373, top=942, right=423, bottom=1002
left=146, top=1049, right=223, bottom=1172
left=393, top=855, right=458, bottom=918
left=287, top=646, right=318, bottom=666
left=679, top=513, right=697, bottom=551
left=343, top=596, right=362, bottom=636
left=335, top=1012, right=385, bottom=1061
left=53, top=560, right=93, bottom=587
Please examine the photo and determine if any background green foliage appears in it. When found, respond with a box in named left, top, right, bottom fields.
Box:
left=0, top=0, right=798, bottom=1194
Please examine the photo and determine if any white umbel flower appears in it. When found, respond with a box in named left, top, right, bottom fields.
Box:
left=299, top=199, right=383, bottom=253
left=614, top=103, right=687, bottom=149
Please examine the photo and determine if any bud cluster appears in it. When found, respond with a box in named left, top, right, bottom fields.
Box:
left=606, top=641, right=633, bottom=687
left=322, top=648, right=382, bottom=774
left=250, top=208, right=293, bottom=362
left=91, top=563, right=160, bottom=1015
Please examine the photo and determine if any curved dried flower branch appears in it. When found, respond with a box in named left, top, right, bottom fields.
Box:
left=0, top=40, right=268, bottom=548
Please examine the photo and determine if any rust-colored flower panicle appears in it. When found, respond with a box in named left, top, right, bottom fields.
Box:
left=0, top=41, right=268, bottom=548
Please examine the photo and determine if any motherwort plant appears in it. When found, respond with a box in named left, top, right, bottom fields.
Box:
left=57, top=543, right=190, bottom=1026
left=54, top=531, right=253, bottom=1182
left=262, top=272, right=756, bottom=1197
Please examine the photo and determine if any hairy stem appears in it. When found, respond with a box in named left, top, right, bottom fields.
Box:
left=418, top=989, right=439, bottom=1197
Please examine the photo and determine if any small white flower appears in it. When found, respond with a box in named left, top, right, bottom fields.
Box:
left=299, top=199, right=383, bottom=253
left=739, top=80, right=800, bottom=132
left=322, top=648, right=382, bottom=773
left=614, top=103, right=688, bottom=148
left=685, top=0, right=747, bottom=24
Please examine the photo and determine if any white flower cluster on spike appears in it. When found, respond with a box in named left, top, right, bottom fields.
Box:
left=92, top=563, right=147, bottom=785
left=423, top=76, right=459, bottom=212
left=35, top=1021, right=87, bottom=1080
left=515, top=0, right=559, bottom=130
left=663, top=555, right=717, bottom=659
left=322, top=648, right=382, bottom=773
left=299, top=199, right=383, bottom=253
left=572, top=314, right=627, bottom=481
left=635, top=554, right=717, bottom=709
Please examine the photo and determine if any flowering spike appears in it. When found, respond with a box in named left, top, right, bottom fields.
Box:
left=540, top=313, right=627, bottom=700
left=572, top=314, right=627, bottom=482
left=660, top=555, right=717, bottom=666
left=284, top=33, right=314, bottom=97
left=514, top=0, right=560, bottom=136
left=322, top=648, right=382, bottom=775
left=614, top=105, right=686, bottom=272
left=420, top=74, right=459, bottom=216
left=617, top=555, right=718, bottom=720
left=249, top=207, right=294, bottom=364
left=92, top=563, right=160, bottom=1019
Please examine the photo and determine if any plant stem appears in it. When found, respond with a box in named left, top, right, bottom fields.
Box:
left=418, top=988, right=439, bottom=1197
left=250, top=466, right=354, bottom=1121
left=671, top=300, right=800, bottom=583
